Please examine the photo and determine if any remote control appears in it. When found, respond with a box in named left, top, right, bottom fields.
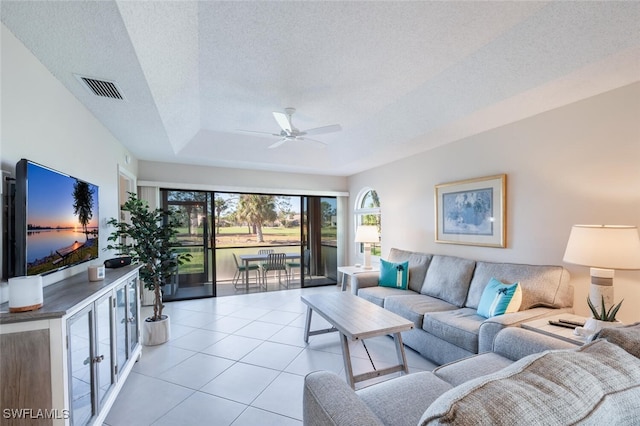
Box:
left=548, top=320, right=577, bottom=329
left=558, top=318, right=585, bottom=327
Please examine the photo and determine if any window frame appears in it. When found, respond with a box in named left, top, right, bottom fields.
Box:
left=354, top=187, right=381, bottom=260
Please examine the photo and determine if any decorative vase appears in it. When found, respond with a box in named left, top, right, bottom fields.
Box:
left=583, top=318, right=622, bottom=333
left=575, top=317, right=623, bottom=339
left=142, top=314, right=171, bottom=345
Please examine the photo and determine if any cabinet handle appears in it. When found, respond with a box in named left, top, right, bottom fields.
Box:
left=93, top=355, right=105, bottom=364
left=128, top=317, right=135, bottom=323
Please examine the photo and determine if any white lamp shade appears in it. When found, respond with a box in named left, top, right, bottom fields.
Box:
left=563, top=225, right=640, bottom=270
left=354, top=225, right=379, bottom=243
left=9, top=275, right=44, bottom=312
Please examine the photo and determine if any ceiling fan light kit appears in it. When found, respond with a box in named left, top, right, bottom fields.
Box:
left=239, top=107, right=342, bottom=149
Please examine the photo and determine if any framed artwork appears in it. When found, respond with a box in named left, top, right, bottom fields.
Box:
left=435, top=174, right=506, bottom=247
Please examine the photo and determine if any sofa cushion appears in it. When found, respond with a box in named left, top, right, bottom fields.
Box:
left=387, top=248, right=432, bottom=293
left=383, top=294, right=458, bottom=329
left=433, top=352, right=514, bottom=387
left=422, top=308, right=484, bottom=353
left=420, top=255, right=476, bottom=307
left=476, top=278, right=521, bottom=318
left=358, top=286, right=409, bottom=307
left=493, top=327, right=576, bottom=361
left=466, top=261, right=571, bottom=310
left=419, top=339, right=640, bottom=425
left=304, top=371, right=384, bottom=426
left=379, top=259, right=409, bottom=289
left=592, top=321, right=640, bottom=358
left=357, top=371, right=453, bottom=426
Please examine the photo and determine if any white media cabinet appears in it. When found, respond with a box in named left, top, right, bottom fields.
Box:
left=0, top=265, right=142, bottom=426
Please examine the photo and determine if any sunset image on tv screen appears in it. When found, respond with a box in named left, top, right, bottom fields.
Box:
left=26, top=162, right=99, bottom=275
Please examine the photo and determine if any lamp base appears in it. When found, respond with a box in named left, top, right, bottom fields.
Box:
left=363, top=243, right=372, bottom=269
left=589, top=267, right=614, bottom=314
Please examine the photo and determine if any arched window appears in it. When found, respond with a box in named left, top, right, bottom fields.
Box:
left=354, top=188, right=381, bottom=257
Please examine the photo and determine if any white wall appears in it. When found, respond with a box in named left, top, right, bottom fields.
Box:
left=1, top=24, right=137, bottom=292
left=137, top=160, right=350, bottom=272
left=138, top=160, right=348, bottom=196
left=348, top=83, right=640, bottom=323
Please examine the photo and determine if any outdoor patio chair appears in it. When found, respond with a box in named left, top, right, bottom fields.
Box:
left=261, top=252, right=289, bottom=290
left=257, top=248, right=273, bottom=268
left=287, top=249, right=312, bottom=284
left=232, top=253, right=261, bottom=290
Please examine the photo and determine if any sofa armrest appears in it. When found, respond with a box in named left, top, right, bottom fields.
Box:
left=492, top=327, right=577, bottom=361
left=478, top=307, right=573, bottom=353
left=350, top=271, right=380, bottom=295
left=303, top=371, right=384, bottom=426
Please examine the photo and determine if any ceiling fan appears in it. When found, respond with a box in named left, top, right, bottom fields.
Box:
left=240, top=107, right=341, bottom=148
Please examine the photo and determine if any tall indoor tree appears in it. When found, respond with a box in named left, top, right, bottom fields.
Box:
left=106, top=193, right=191, bottom=323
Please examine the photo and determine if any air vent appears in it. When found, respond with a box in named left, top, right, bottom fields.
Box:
left=74, top=74, right=125, bottom=100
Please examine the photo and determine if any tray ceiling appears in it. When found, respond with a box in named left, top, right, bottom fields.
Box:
left=2, top=1, right=639, bottom=175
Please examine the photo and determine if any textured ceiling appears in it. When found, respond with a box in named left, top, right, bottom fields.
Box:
left=2, top=1, right=639, bottom=176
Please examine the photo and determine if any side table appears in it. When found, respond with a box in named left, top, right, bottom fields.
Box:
left=521, top=313, right=588, bottom=346
left=337, top=265, right=379, bottom=292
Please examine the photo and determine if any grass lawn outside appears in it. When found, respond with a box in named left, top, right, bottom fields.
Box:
left=173, top=225, right=337, bottom=279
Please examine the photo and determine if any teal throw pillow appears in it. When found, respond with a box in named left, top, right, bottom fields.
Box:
left=379, top=259, right=409, bottom=289
left=477, top=277, right=522, bottom=318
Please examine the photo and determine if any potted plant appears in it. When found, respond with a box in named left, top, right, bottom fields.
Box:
left=582, top=296, right=624, bottom=334
left=106, top=192, right=191, bottom=345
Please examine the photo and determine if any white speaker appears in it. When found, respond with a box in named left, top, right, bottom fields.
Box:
left=9, top=275, right=43, bottom=313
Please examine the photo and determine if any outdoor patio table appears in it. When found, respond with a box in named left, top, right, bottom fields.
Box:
left=238, top=252, right=300, bottom=291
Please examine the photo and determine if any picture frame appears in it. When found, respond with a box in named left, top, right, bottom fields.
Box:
left=435, top=174, right=506, bottom=248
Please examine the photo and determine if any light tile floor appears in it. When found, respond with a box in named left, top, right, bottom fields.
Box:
left=104, top=285, right=437, bottom=425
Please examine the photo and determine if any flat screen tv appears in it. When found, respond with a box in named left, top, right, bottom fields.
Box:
left=14, top=159, right=99, bottom=276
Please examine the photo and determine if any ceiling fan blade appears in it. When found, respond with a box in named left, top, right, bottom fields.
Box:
left=302, top=124, right=342, bottom=136
left=272, top=112, right=292, bottom=133
left=237, top=129, right=282, bottom=137
left=268, top=138, right=288, bottom=149
left=298, top=137, right=328, bottom=148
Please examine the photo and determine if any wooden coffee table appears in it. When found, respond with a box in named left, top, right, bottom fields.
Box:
left=301, top=292, right=414, bottom=388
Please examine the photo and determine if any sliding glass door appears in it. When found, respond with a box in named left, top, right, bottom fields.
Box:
left=159, top=189, right=338, bottom=300
left=161, top=190, right=212, bottom=300
left=301, top=196, right=337, bottom=287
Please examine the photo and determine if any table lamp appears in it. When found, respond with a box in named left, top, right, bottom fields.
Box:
left=563, top=225, right=640, bottom=315
left=355, top=225, right=379, bottom=269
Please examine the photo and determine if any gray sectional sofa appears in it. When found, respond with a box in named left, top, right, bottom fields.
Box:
left=351, top=248, right=574, bottom=365
left=303, top=324, right=640, bottom=425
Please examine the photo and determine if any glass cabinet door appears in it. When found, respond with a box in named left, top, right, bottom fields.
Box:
left=67, top=293, right=116, bottom=426
left=65, top=273, right=140, bottom=425
left=127, top=277, right=139, bottom=354
left=67, top=306, right=93, bottom=426
left=115, top=284, right=127, bottom=375
left=94, top=293, right=114, bottom=409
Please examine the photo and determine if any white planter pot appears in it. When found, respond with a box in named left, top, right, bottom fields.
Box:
left=142, top=314, right=171, bottom=346
left=575, top=318, right=622, bottom=339
left=584, top=318, right=622, bottom=333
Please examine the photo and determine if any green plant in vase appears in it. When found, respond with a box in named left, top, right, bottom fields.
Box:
left=587, top=296, right=623, bottom=322
left=106, top=192, right=192, bottom=322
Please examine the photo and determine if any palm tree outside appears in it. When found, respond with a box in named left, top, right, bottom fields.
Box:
left=236, top=194, right=278, bottom=243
